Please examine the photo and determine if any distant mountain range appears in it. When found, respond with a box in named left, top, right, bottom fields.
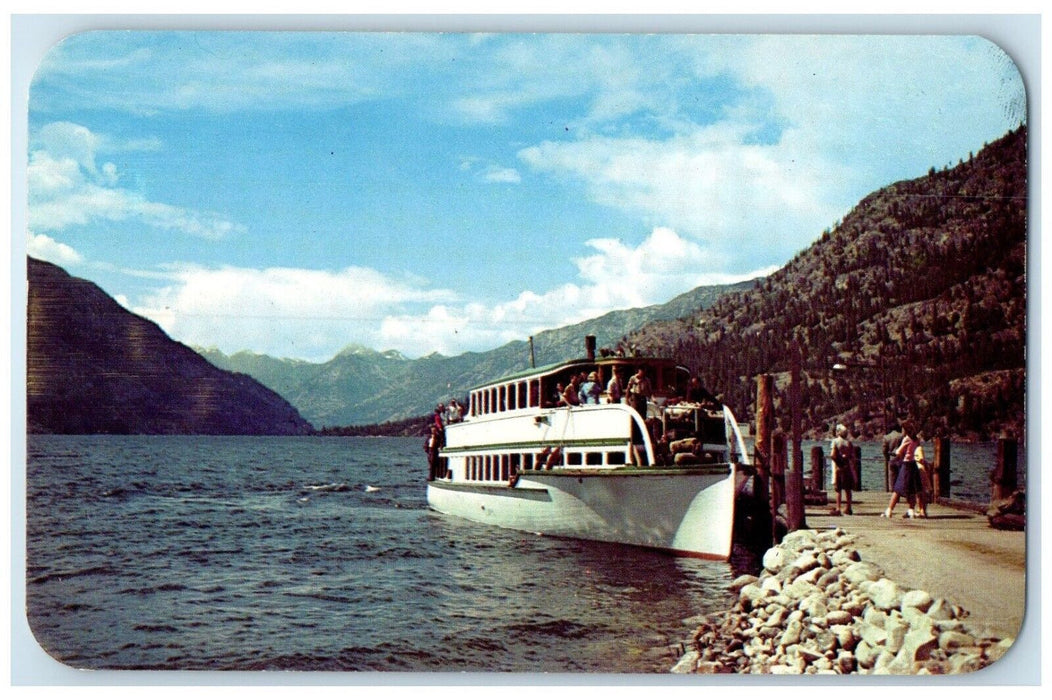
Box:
left=197, top=279, right=755, bottom=429
left=27, top=257, right=313, bottom=435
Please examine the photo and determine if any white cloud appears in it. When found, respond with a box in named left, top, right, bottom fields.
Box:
left=372, top=227, right=773, bottom=357
left=28, top=121, right=245, bottom=240
left=27, top=232, right=82, bottom=266
left=124, top=227, right=771, bottom=361
left=131, top=264, right=460, bottom=361
left=519, top=128, right=845, bottom=268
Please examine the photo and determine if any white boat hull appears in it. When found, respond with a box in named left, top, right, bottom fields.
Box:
left=427, top=464, right=738, bottom=559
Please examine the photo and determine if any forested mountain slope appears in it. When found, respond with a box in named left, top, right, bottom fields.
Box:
left=627, top=126, right=1027, bottom=441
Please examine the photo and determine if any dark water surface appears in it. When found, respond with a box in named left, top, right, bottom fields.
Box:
left=25, top=435, right=1018, bottom=673
left=26, top=435, right=743, bottom=673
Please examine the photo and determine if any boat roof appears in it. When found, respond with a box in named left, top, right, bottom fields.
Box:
left=468, top=355, right=684, bottom=392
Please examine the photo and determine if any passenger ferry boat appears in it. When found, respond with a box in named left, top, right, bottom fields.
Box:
left=426, top=338, right=755, bottom=559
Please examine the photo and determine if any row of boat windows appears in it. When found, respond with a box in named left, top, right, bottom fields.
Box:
left=468, top=380, right=541, bottom=416
left=464, top=449, right=629, bottom=481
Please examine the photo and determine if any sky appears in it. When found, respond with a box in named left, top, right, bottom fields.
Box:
left=23, top=29, right=1027, bottom=362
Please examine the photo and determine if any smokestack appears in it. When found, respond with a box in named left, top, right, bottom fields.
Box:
left=585, top=335, right=596, bottom=361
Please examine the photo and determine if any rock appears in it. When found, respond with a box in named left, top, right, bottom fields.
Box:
left=825, top=610, right=854, bottom=626
left=843, top=561, right=884, bottom=585
left=729, top=574, right=759, bottom=591
left=926, top=598, right=957, bottom=621
left=868, top=578, right=902, bottom=610
left=901, top=589, right=934, bottom=612
left=899, top=625, right=939, bottom=664
left=779, top=619, right=803, bottom=647
left=854, top=640, right=878, bottom=670
left=762, top=547, right=787, bottom=573
left=858, top=621, right=889, bottom=648
left=670, top=651, right=699, bottom=673
left=884, top=615, right=908, bottom=654
left=939, top=630, right=976, bottom=651
left=831, top=623, right=858, bottom=652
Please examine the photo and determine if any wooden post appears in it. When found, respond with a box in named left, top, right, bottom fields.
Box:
left=992, top=437, right=1018, bottom=501
left=852, top=445, right=863, bottom=491
left=752, top=374, right=774, bottom=550
left=771, top=433, right=787, bottom=510
left=790, top=342, right=803, bottom=476
left=934, top=436, right=951, bottom=499
left=809, top=445, right=825, bottom=493
left=785, top=465, right=806, bottom=532
left=755, top=374, right=774, bottom=479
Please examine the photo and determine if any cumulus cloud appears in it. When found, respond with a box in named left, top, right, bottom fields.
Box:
left=27, top=232, right=82, bottom=266
left=519, top=127, right=845, bottom=269
left=125, top=227, right=770, bottom=360
left=28, top=121, right=245, bottom=240
left=131, top=264, right=460, bottom=361
left=371, top=227, right=773, bottom=357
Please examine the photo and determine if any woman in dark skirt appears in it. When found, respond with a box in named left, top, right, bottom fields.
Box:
left=882, top=419, right=923, bottom=519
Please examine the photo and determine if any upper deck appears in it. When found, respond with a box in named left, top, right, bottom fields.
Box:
left=465, top=355, right=695, bottom=420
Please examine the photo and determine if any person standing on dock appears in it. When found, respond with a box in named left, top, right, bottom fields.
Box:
left=829, top=424, right=856, bottom=515
left=882, top=419, right=924, bottom=519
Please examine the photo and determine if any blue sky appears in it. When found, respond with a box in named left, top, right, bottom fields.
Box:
left=24, top=30, right=1026, bottom=361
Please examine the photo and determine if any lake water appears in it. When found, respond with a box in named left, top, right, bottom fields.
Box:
left=24, top=435, right=1021, bottom=674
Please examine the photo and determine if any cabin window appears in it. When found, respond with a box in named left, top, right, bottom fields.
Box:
left=507, top=385, right=516, bottom=410
left=517, top=382, right=527, bottom=409
left=499, top=385, right=506, bottom=412
left=567, top=452, right=582, bottom=466
left=490, top=388, right=497, bottom=414
left=523, top=453, right=534, bottom=470
left=510, top=453, right=521, bottom=474
left=607, top=451, right=627, bottom=466
left=501, top=454, right=510, bottom=481
left=529, top=379, right=540, bottom=407
left=586, top=452, right=603, bottom=466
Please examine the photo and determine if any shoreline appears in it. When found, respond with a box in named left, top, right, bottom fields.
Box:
left=671, top=493, right=1026, bottom=675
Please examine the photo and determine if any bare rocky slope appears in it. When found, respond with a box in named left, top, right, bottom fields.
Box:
left=27, top=257, right=313, bottom=435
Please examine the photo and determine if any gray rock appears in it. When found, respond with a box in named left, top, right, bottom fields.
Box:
left=938, top=630, right=976, bottom=651
left=843, top=561, right=884, bottom=585
left=854, top=640, right=878, bottom=669
left=670, top=651, right=699, bottom=673
left=901, top=589, right=933, bottom=612
left=868, top=578, right=902, bottom=610
left=825, top=609, right=854, bottom=626
left=729, top=574, right=759, bottom=591
left=762, top=547, right=787, bottom=573
left=779, top=619, right=803, bottom=647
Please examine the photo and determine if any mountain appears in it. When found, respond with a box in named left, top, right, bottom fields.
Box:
left=199, top=279, right=755, bottom=428
left=27, top=257, right=313, bottom=435
left=625, top=126, right=1027, bottom=441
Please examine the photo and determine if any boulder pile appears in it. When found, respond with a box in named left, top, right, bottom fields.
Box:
left=672, top=528, right=1014, bottom=675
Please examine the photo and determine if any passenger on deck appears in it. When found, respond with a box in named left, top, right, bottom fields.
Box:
left=606, top=369, right=623, bottom=403
left=446, top=399, right=463, bottom=423
left=424, top=425, right=442, bottom=480
left=579, top=372, right=602, bottom=404
left=626, top=368, right=652, bottom=417
left=561, top=376, right=581, bottom=406
left=434, top=404, right=447, bottom=430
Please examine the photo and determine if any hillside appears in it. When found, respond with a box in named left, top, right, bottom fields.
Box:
left=199, top=279, right=754, bottom=428
left=626, top=126, right=1027, bottom=441
left=27, top=257, right=314, bottom=435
